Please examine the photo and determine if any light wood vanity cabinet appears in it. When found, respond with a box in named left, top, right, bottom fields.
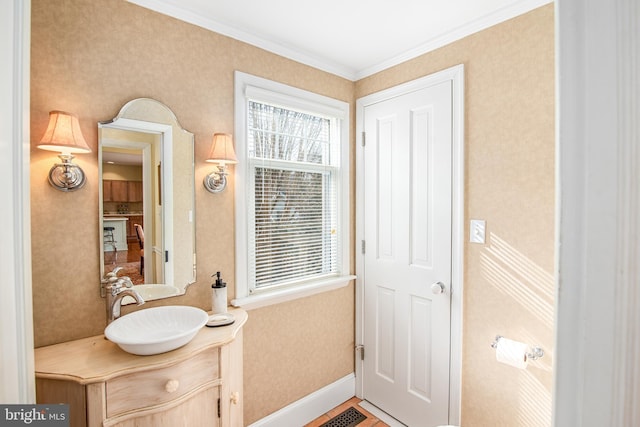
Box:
left=35, top=309, right=246, bottom=427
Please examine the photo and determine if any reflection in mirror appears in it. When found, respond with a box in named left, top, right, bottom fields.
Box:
left=99, top=98, right=196, bottom=303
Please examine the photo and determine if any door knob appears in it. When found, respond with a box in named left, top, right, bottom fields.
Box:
left=431, top=281, right=445, bottom=294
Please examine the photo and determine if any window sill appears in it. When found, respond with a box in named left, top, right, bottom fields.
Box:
left=230, top=275, right=356, bottom=310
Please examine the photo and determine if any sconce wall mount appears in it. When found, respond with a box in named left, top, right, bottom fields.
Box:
left=204, top=165, right=229, bottom=193
left=47, top=152, right=87, bottom=191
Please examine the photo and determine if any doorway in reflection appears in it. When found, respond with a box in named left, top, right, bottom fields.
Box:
left=101, top=129, right=160, bottom=284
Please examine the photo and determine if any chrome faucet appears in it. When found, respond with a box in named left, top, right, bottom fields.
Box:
left=102, top=269, right=144, bottom=323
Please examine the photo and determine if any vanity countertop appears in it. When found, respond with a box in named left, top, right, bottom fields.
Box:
left=35, top=308, right=247, bottom=384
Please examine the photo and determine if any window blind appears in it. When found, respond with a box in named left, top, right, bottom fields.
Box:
left=247, top=100, right=341, bottom=291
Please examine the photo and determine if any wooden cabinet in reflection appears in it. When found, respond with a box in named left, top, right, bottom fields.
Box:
left=103, top=180, right=143, bottom=202
left=128, top=181, right=143, bottom=202
left=126, top=215, right=143, bottom=242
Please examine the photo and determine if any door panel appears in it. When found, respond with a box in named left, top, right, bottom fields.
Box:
left=377, top=115, right=396, bottom=260
left=410, top=106, right=434, bottom=269
left=362, top=80, right=452, bottom=427
left=409, top=295, right=432, bottom=400
left=376, top=286, right=396, bottom=381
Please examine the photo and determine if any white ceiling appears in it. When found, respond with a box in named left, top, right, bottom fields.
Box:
left=102, top=151, right=142, bottom=166
left=128, top=0, right=551, bottom=81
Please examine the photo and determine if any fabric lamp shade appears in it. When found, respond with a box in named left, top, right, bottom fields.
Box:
left=206, top=133, right=237, bottom=165
left=37, top=111, right=91, bottom=155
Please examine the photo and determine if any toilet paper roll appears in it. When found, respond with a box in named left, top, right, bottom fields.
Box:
left=495, top=337, right=528, bottom=369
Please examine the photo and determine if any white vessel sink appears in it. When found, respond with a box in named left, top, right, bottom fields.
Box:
left=105, top=306, right=208, bottom=355
left=121, top=284, right=180, bottom=305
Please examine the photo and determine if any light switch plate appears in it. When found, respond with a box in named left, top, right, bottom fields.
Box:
left=470, top=219, right=486, bottom=244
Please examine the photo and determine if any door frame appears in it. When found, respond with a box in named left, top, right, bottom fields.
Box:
left=355, top=64, right=464, bottom=425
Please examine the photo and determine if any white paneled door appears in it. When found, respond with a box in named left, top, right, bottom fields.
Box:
left=362, top=79, right=453, bottom=427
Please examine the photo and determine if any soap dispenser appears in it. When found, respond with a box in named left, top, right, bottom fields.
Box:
left=207, top=271, right=235, bottom=327
left=211, top=271, right=227, bottom=314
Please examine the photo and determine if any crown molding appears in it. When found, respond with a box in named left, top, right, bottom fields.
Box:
left=128, top=0, right=552, bottom=81
left=355, top=0, right=553, bottom=80
left=126, top=0, right=358, bottom=80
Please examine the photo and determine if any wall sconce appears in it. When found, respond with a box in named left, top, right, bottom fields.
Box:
left=203, top=133, right=237, bottom=193
left=37, top=111, right=92, bottom=192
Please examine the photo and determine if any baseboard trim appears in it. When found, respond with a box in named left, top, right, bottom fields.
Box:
left=248, top=373, right=356, bottom=427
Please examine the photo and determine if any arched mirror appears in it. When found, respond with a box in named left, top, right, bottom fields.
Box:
left=99, top=98, right=195, bottom=303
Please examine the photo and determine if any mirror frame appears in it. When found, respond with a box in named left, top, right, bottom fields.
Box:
left=98, top=98, right=196, bottom=300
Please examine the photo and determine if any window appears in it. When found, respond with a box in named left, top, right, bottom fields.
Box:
left=233, top=72, right=352, bottom=309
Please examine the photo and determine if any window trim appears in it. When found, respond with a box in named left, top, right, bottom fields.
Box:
left=232, top=71, right=353, bottom=310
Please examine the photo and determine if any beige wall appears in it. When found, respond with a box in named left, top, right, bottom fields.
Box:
left=31, top=0, right=554, bottom=425
left=356, top=5, right=555, bottom=426
left=30, top=0, right=354, bottom=424
left=102, top=164, right=142, bottom=181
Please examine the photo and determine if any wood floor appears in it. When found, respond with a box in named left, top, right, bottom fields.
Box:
left=104, top=241, right=141, bottom=264
left=103, top=241, right=144, bottom=284
left=305, top=397, right=390, bottom=427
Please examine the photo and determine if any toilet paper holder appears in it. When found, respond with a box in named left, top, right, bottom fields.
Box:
left=490, top=335, right=544, bottom=361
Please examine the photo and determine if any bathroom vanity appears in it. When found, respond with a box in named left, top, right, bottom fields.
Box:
left=35, top=308, right=247, bottom=427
